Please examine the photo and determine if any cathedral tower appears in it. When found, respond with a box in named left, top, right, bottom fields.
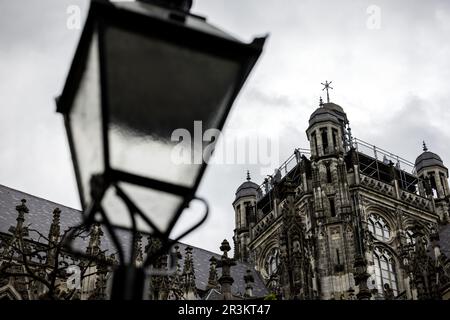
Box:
left=305, top=98, right=356, bottom=299
left=233, top=171, right=258, bottom=262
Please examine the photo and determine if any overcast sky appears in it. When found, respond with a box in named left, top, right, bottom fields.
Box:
left=1, top=0, right=450, bottom=254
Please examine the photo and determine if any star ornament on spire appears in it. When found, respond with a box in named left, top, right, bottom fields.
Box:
left=321, top=80, right=333, bottom=103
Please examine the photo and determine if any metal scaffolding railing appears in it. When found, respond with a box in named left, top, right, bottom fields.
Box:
left=353, top=137, right=425, bottom=195
left=254, top=148, right=310, bottom=217
left=353, top=137, right=416, bottom=173
left=254, top=138, right=428, bottom=215
left=256, top=147, right=310, bottom=200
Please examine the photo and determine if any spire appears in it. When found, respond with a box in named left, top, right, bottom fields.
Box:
left=167, top=245, right=183, bottom=300
left=8, top=199, right=29, bottom=238
left=321, top=80, right=333, bottom=103
left=206, top=256, right=220, bottom=290
left=133, top=233, right=144, bottom=266
left=46, top=208, right=61, bottom=266
left=15, top=199, right=29, bottom=231
left=48, top=208, right=61, bottom=244
left=145, top=236, right=163, bottom=264
left=86, top=223, right=103, bottom=256
left=182, top=246, right=197, bottom=299
left=3, top=199, right=30, bottom=263
left=218, top=239, right=236, bottom=300
left=423, top=141, right=428, bottom=152
left=246, top=170, right=251, bottom=181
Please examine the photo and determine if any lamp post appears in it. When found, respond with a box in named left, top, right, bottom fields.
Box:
left=56, top=0, right=266, bottom=299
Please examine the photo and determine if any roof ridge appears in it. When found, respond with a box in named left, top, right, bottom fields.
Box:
left=0, top=183, right=81, bottom=212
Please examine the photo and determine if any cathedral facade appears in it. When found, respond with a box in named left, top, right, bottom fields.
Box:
left=1, top=99, right=450, bottom=300
left=233, top=100, right=450, bottom=300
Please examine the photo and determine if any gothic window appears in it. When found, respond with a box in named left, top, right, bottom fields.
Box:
left=265, top=248, right=280, bottom=277
left=429, top=173, right=437, bottom=189
left=372, top=247, right=398, bottom=297
left=311, top=131, right=318, bottom=154
left=367, top=213, right=391, bottom=242
left=321, top=128, right=329, bottom=153
left=326, top=164, right=332, bottom=183
left=439, top=172, right=447, bottom=196
left=429, top=173, right=438, bottom=197
left=332, top=128, right=338, bottom=149
left=236, top=204, right=241, bottom=228
left=330, top=227, right=343, bottom=269
left=329, top=197, right=336, bottom=217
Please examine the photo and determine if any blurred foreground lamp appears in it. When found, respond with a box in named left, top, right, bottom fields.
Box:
left=56, top=0, right=266, bottom=299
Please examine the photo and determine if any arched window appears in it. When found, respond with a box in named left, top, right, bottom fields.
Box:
left=368, top=213, right=391, bottom=241
left=329, top=197, right=336, bottom=217
left=373, top=247, right=398, bottom=297
left=311, top=131, right=318, bottom=155
left=321, top=128, right=329, bottom=153
left=332, top=128, right=338, bottom=149
left=265, top=248, right=280, bottom=277
left=326, top=164, right=332, bottom=183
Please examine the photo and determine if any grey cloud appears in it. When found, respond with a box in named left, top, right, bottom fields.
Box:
left=247, top=87, right=293, bottom=108
left=355, top=95, right=450, bottom=166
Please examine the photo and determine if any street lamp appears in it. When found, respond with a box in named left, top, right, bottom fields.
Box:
left=56, top=0, right=266, bottom=299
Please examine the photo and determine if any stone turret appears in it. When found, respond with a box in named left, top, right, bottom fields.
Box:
left=233, top=171, right=258, bottom=262
left=415, top=142, right=449, bottom=223
left=415, top=142, right=449, bottom=199
left=306, top=101, right=350, bottom=158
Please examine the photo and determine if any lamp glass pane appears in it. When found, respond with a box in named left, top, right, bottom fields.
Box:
left=103, top=25, right=241, bottom=187
left=102, top=181, right=183, bottom=232
left=70, top=31, right=104, bottom=208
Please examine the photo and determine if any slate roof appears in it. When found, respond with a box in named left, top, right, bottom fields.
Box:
left=0, top=183, right=268, bottom=297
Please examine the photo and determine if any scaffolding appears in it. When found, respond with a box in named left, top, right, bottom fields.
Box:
left=254, top=137, right=426, bottom=218
left=353, top=137, right=423, bottom=194
left=256, top=148, right=310, bottom=215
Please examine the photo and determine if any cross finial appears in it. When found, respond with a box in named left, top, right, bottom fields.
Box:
left=422, top=141, right=428, bottom=152
left=321, top=80, right=333, bottom=103
left=246, top=170, right=251, bottom=181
